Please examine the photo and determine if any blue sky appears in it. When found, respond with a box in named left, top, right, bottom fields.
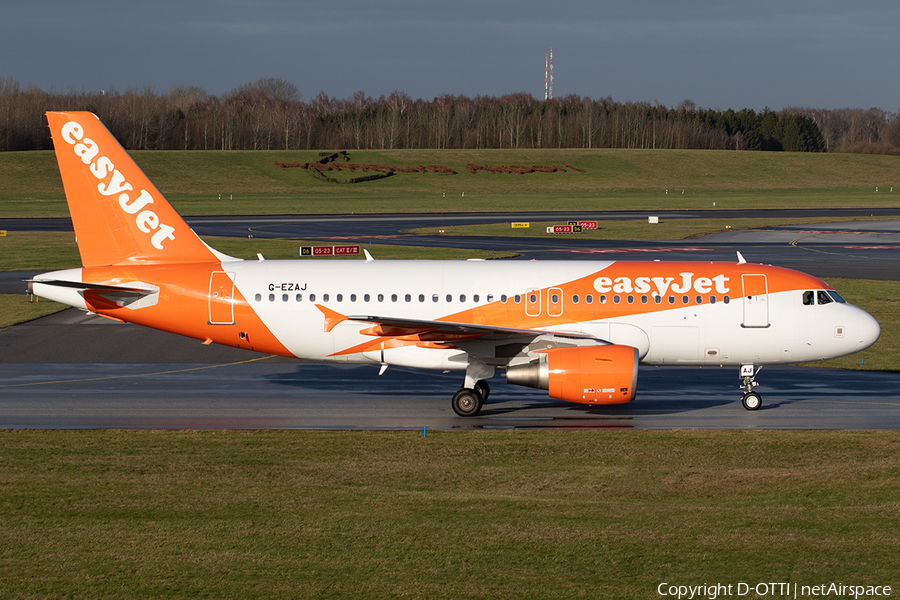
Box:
left=3, top=0, right=898, bottom=110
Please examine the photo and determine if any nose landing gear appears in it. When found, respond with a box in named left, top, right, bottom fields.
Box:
left=740, top=364, right=762, bottom=410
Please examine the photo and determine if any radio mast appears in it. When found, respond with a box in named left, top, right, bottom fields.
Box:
left=549, top=48, right=553, bottom=100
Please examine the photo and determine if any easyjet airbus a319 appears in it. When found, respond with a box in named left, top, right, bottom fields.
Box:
left=31, top=112, right=880, bottom=415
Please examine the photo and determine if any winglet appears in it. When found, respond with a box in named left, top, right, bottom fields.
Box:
left=364, top=249, right=374, bottom=262
left=736, top=251, right=747, bottom=264
left=316, top=304, right=349, bottom=333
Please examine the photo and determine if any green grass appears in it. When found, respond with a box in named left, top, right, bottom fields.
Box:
left=2, top=148, right=899, bottom=217
left=0, top=294, right=65, bottom=327
left=0, top=231, right=82, bottom=271
left=0, top=429, right=897, bottom=599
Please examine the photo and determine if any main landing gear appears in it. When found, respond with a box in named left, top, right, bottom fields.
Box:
left=451, top=380, right=490, bottom=417
left=740, top=364, right=762, bottom=411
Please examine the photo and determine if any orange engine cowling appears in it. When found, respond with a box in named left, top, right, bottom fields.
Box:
left=506, top=345, right=639, bottom=405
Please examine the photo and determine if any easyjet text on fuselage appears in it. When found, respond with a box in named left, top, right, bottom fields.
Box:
left=593, top=272, right=730, bottom=296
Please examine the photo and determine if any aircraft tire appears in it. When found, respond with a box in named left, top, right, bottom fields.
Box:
left=741, top=392, right=762, bottom=411
left=474, top=380, right=490, bottom=403
left=452, top=388, right=483, bottom=417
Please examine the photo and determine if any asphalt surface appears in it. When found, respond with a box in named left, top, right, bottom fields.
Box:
left=2, top=210, right=899, bottom=429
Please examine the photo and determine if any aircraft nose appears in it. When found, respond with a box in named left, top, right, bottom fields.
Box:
left=856, top=309, right=881, bottom=350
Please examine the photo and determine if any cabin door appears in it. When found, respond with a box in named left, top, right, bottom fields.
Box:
left=741, top=274, right=769, bottom=328
left=209, top=271, right=236, bottom=325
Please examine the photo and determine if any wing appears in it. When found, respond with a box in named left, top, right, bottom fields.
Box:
left=315, top=304, right=607, bottom=366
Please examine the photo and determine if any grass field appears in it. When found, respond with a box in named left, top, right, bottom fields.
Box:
left=1, top=429, right=897, bottom=599
left=2, top=148, right=899, bottom=217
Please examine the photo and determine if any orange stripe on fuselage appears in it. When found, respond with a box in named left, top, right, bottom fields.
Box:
left=440, top=262, right=828, bottom=330
left=81, top=263, right=293, bottom=357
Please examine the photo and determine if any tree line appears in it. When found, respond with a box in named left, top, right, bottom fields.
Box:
left=2, top=77, right=898, bottom=154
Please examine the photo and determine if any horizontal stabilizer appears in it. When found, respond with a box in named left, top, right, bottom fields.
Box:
left=28, top=279, right=154, bottom=295
left=29, top=278, right=159, bottom=310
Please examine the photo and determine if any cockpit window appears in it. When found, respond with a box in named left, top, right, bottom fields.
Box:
left=817, top=290, right=833, bottom=305
left=802, top=291, right=815, bottom=306
left=827, top=290, right=847, bottom=303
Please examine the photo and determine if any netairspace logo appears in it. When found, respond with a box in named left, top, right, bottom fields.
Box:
left=657, top=582, right=892, bottom=599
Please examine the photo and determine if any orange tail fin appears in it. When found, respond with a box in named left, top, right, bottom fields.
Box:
left=46, top=111, right=225, bottom=267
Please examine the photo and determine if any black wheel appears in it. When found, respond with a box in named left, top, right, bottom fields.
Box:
left=474, top=379, right=490, bottom=403
left=741, top=391, right=762, bottom=411
left=452, top=388, right=483, bottom=417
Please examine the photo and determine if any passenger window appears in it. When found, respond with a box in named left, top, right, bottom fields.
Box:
left=682, top=295, right=689, bottom=304
left=817, top=291, right=833, bottom=305
left=296, top=293, right=302, bottom=302
left=803, top=291, right=815, bottom=306
left=336, top=294, right=343, bottom=302
left=710, top=295, right=716, bottom=304
left=405, top=294, right=411, bottom=302
left=668, top=296, right=675, bottom=304
left=323, top=294, right=330, bottom=302
left=586, top=295, right=593, bottom=304
left=627, top=295, right=634, bottom=304
left=433, top=294, right=439, bottom=302
left=500, top=295, right=507, bottom=303
left=391, top=294, right=397, bottom=302
left=654, top=295, right=661, bottom=304
left=460, top=295, right=466, bottom=303
left=473, top=295, right=479, bottom=302
left=255, top=293, right=261, bottom=302
left=529, top=293, right=537, bottom=304
left=514, top=295, right=521, bottom=304
left=613, top=295, right=620, bottom=304
left=350, top=294, right=357, bottom=302
left=446, top=294, right=452, bottom=303
left=599, top=295, right=606, bottom=304
left=268, top=293, right=275, bottom=302
left=551, top=293, right=559, bottom=303
left=419, top=294, right=425, bottom=302
left=282, top=294, right=289, bottom=302
left=572, top=294, right=580, bottom=304
left=723, top=296, right=730, bottom=304
left=377, top=294, right=383, bottom=302
left=364, top=294, right=370, bottom=302
left=696, top=295, right=703, bottom=304
left=309, top=293, right=316, bottom=302
left=487, top=294, right=494, bottom=302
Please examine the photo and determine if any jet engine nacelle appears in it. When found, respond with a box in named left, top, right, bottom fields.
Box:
left=506, top=345, right=639, bottom=404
